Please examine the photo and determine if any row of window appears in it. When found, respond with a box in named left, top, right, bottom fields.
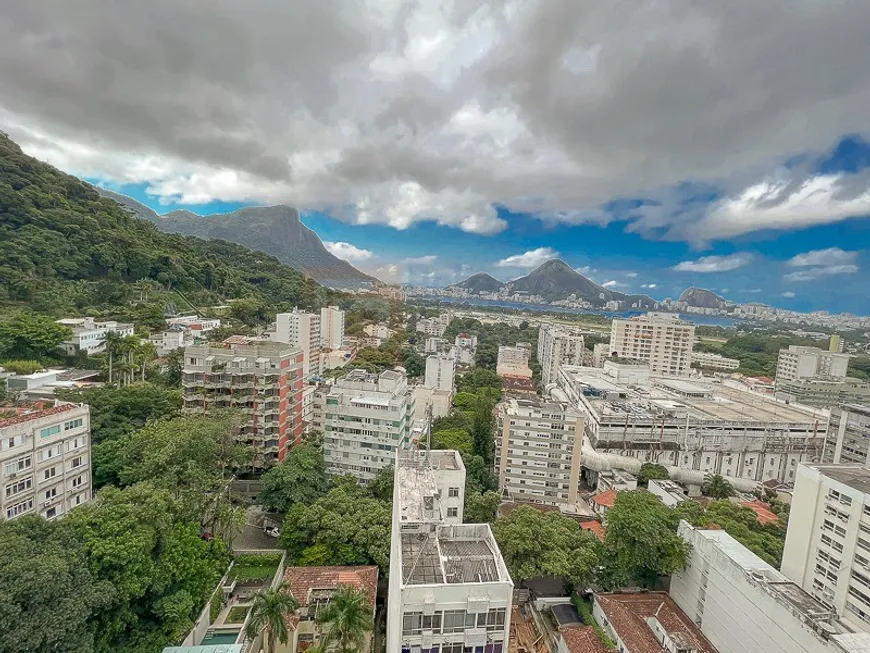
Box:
left=402, top=608, right=507, bottom=636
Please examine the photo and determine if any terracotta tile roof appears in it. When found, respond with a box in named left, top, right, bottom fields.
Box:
left=591, top=489, right=617, bottom=508
left=595, top=592, right=717, bottom=653
left=0, top=402, right=79, bottom=429
left=284, top=565, right=379, bottom=609
left=580, top=520, right=606, bottom=542
left=740, top=499, right=779, bottom=525
left=560, top=625, right=611, bottom=653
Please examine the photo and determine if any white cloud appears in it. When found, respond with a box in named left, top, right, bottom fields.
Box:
left=641, top=283, right=658, bottom=289
left=788, top=247, right=858, bottom=267
left=784, top=264, right=858, bottom=282
left=625, top=272, right=638, bottom=278
left=401, top=255, right=438, bottom=265
left=673, top=253, right=753, bottom=273
left=496, top=247, right=560, bottom=269
left=323, top=241, right=374, bottom=263
left=782, top=291, right=796, bottom=298
left=575, top=266, right=596, bottom=276
left=603, top=280, right=628, bottom=288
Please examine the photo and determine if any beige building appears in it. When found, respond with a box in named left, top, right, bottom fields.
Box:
left=609, top=312, right=695, bottom=376
left=496, top=344, right=533, bottom=380
left=692, top=351, right=741, bottom=371
left=777, top=346, right=850, bottom=382
left=782, top=463, right=870, bottom=632
left=538, top=325, right=585, bottom=386
left=496, top=398, right=583, bottom=505
left=1, top=402, right=92, bottom=522
left=319, top=305, right=345, bottom=351
left=824, top=405, right=870, bottom=465
left=275, top=308, right=322, bottom=377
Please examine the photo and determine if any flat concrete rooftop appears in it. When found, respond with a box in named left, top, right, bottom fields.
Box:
left=812, top=464, right=870, bottom=495
left=401, top=524, right=507, bottom=586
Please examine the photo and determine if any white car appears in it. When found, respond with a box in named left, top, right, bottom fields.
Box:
left=264, top=526, right=280, bottom=538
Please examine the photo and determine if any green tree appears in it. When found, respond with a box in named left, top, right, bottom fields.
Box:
left=464, top=490, right=501, bottom=523
left=0, top=359, right=43, bottom=375
left=471, top=395, right=496, bottom=464
left=280, top=484, right=391, bottom=571
left=0, top=312, right=71, bottom=361
left=245, top=584, right=299, bottom=653
left=464, top=454, right=498, bottom=495
left=369, top=464, right=395, bottom=502
left=103, top=331, right=125, bottom=385
left=258, top=443, right=330, bottom=512
left=0, top=517, right=108, bottom=653
left=316, top=585, right=374, bottom=653
left=457, top=368, right=502, bottom=395
left=703, top=474, right=735, bottom=499
left=492, top=506, right=600, bottom=586
left=637, top=463, right=669, bottom=487
left=601, top=490, right=689, bottom=588
left=431, top=428, right=474, bottom=456
left=401, top=349, right=426, bottom=378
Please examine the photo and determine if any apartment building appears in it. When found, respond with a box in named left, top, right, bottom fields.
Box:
left=781, top=464, right=870, bottom=632
left=496, top=345, right=532, bottom=380
left=165, top=315, right=222, bottom=333
left=319, top=305, right=345, bottom=351
left=672, top=521, right=847, bottom=653
left=416, top=313, right=453, bottom=338
left=56, top=317, right=135, bottom=355
left=0, top=402, right=92, bottom=522
left=538, top=325, right=585, bottom=386
left=387, top=449, right=513, bottom=653
left=181, top=343, right=304, bottom=469
left=317, top=369, right=414, bottom=483
left=557, top=365, right=826, bottom=483
left=364, top=323, right=395, bottom=340
left=425, top=355, right=455, bottom=393
left=275, top=309, right=321, bottom=377
left=692, top=351, right=741, bottom=371
left=495, top=398, right=583, bottom=506
left=609, top=312, right=695, bottom=376
left=824, top=405, right=870, bottom=465
left=777, top=346, right=851, bottom=382
left=592, top=342, right=611, bottom=368
left=454, top=333, right=477, bottom=366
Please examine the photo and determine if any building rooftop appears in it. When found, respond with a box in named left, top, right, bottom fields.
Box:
left=551, top=602, right=583, bottom=628
left=739, top=499, right=779, bottom=525
left=590, top=489, right=617, bottom=508
left=0, top=402, right=80, bottom=429
left=162, top=647, right=243, bottom=653
left=284, top=565, right=378, bottom=608
left=809, top=464, right=870, bottom=494
left=401, top=523, right=507, bottom=585
left=595, top=592, right=716, bottom=653
left=560, top=626, right=611, bottom=653
left=579, top=521, right=606, bottom=541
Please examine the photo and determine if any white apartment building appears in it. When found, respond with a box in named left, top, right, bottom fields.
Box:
left=537, top=325, right=585, bottom=386
left=648, top=479, right=688, bottom=507
left=609, top=312, right=695, bottom=376
left=673, top=521, right=848, bottom=653
left=425, top=337, right=448, bottom=354
left=592, top=342, right=611, bottom=368
left=149, top=325, right=194, bottom=355
left=275, top=309, right=322, bottom=377
left=387, top=449, right=513, bottom=653
left=782, top=464, right=870, bottom=632
left=364, top=323, right=396, bottom=340
left=495, top=398, right=583, bottom=505
left=417, top=313, right=453, bottom=338
left=496, top=345, right=532, bottom=380
left=425, top=355, right=455, bottom=393
left=777, top=346, right=851, bottom=382
left=692, top=351, right=741, bottom=371
left=455, top=333, right=477, bottom=350
left=56, top=317, right=135, bottom=355
left=1, top=402, right=92, bottom=522
left=320, top=305, right=345, bottom=350
left=824, top=405, right=870, bottom=465
left=165, top=315, right=221, bottom=333
left=318, top=369, right=414, bottom=483
left=557, top=365, right=826, bottom=483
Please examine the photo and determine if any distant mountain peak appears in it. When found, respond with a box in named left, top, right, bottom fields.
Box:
left=449, top=272, right=506, bottom=293
left=679, top=287, right=730, bottom=309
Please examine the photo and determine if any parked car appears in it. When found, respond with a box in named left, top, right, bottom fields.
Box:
left=264, top=526, right=280, bottom=538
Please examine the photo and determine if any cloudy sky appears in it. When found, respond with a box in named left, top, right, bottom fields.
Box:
left=3, top=1, right=870, bottom=312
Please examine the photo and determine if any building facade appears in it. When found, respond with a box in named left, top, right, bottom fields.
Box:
left=692, top=351, right=741, bottom=371
left=496, top=345, right=532, bottom=379
left=495, top=398, right=583, bottom=505
left=609, top=312, right=695, bottom=376
left=181, top=343, right=304, bottom=469
left=275, top=309, right=322, bottom=377
left=0, top=402, right=92, bottom=522
left=319, top=306, right=345, bottom=351
left=387, top=449, right=513, bottom=653
left=538, top=325, right=585, bottom=387
left=777, top=346, right=850, bottom=382
left=672, top=521, right=845, bottom=653
left=425, top=355, right=455, bottom=393
left=56, top=317, right=135, bottom=355
left=317, top=369, right=414, bottom=483
left=824, top=405, right=870, bottom=465
left=782, top=464, right=870, bottom=632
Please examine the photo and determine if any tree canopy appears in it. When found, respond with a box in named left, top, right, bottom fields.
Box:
left=0, top=312, right=70, bottom=361
left=258, top=443, right=330, bottom=512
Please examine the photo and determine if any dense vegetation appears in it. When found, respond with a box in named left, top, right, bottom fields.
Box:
left=0, top=132, right=324, bottom=315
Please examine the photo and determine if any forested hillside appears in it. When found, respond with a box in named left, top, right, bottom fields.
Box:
left=0, top=132, right=323, bottom=314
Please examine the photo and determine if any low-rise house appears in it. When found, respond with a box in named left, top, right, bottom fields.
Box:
left=648, top=479, right=689, bottom=508
left=281, top=565, right=378, bottom=653
left=590, top=489, right=617, bottom=516
left=56, top=317, right=135, bottom=355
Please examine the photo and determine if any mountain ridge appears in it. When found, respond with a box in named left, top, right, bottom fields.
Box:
left=448, top=272, right=505, bottom=293
left=95, top=190, right=379, bottom=288
left=679, top=286, right=731, bottom=309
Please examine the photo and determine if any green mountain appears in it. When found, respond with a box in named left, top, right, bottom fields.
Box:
left=98, top=190, right=379, bottom=288
left=449, top=272, right=505, bottom=293
left=678, top=287, right=731, bottom=309
left=0, top=132, right=324, bottom=314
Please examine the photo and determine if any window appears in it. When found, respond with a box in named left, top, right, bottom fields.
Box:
left=4, top=456, right=31, bottom=476
left=5, top=476, right=32, bottom=497
left=44, top=467, right=57, bottom=481
left=44, top=487, right=58, bottom=501
left=448, top=487, right=460, bottom=498
left=39, top=425, right=61, bottom=438
left=6, top=497, right=34, bottom=519
left=40, top=446, right=61, bottom=462
left=447, top=507, right=458, bottom=518
left=64, top=418, right=84, bottom=431
left=71, top=456, right=83, bottom=469
left=71, top=475, right=84, bottom=488
left=402, top=612, right=422, bottom=636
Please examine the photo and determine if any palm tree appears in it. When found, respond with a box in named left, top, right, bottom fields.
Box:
left=245, top=584, right=299, bottom=653
left=316, top=585, right=373, bottom=653
left=103, top=331, right=125, bottom=384
left=703, top=474, right=735, bottom=500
